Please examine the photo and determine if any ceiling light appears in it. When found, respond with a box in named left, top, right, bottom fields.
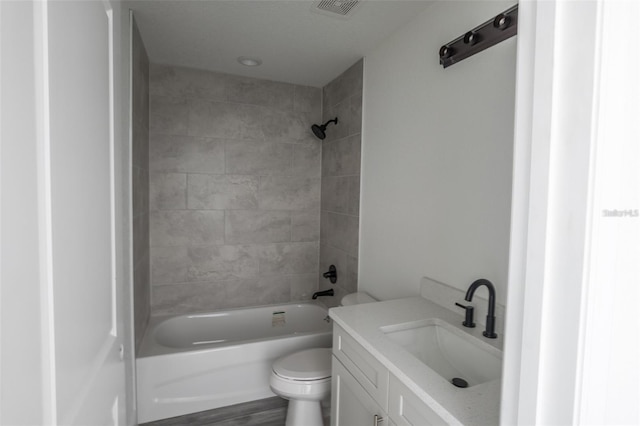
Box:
left=237, top=56, right=262, bottom=67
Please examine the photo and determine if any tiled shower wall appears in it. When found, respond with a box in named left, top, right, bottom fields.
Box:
left=148, top=64, right=322, bottom=315
left=131, top=17, right=150, bottom=352
left=319, top=60, right=363, bottom=306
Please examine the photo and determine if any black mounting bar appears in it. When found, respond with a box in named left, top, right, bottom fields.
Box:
left=439, top=4, right=518, bottom=69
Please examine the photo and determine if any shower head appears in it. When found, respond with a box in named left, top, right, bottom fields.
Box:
left=311, top=123, right=326, bottom=140
left=311, top=117, right=338, bottom=140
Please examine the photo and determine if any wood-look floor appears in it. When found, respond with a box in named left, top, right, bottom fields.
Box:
left=139, top=397, right=287, bottom=426
left=140, top=396, right=332, bottom=426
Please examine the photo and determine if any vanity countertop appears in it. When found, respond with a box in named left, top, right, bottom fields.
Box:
left=329, top=296, right=503, bottom=425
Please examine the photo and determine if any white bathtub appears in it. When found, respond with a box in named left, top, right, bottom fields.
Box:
left=136, top=302, right=332, bottom=423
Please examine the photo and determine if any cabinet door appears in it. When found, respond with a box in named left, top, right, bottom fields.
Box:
left=333, top=324, right=389, bottom=410
left=332, top=356, right=387, bottom=426
left=388, top=375, right=453, bottom=426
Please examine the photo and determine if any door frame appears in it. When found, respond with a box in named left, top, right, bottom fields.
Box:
left=502, top=0, right=639, bottom=424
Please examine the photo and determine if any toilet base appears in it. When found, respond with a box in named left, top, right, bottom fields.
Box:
left=285, top=399, right=323, bottom=426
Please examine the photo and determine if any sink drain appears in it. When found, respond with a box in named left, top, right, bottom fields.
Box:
left=451, top=377, right=469, bottom=388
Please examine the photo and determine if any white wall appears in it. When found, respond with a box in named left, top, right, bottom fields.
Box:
left=360, top=1, right=517, bottom=304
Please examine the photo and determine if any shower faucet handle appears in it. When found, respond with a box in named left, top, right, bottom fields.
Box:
left=322, top=265, right=337, bottom=284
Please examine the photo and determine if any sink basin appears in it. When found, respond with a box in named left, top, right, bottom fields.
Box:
left=380, top=318, right=502, bottom=387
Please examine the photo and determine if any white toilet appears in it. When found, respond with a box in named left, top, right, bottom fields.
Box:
left=270, top=292, right=377, bottom=426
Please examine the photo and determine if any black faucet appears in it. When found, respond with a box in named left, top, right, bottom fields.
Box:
left=464, top=279, right=497, bottom=338
left=322, top=265, right=337, bottom=284
left=312, top=289, right=334, bottom=299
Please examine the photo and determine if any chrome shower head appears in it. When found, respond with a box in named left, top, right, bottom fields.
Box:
left=310, top=117, right=338, bottom=140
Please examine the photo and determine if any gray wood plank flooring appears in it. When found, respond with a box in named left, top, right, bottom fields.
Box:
left=139, top=397, right=287, bottom=426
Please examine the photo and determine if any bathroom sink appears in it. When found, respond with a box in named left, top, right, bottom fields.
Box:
left=380, top=318, right=502, bottom=387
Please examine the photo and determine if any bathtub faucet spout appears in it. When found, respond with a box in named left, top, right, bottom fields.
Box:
left=312, top=289, right=334, bottom=299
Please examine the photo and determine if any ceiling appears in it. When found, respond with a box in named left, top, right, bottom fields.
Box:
left=126, top=0, right=434, bottom=88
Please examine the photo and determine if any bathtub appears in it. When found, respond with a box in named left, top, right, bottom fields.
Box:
left=136, top=301, right=332, bottom=423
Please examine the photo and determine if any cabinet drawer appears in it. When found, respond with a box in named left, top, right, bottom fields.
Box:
left=333, top=324, right=389, bottom=411
left=388, top=375, right=453, bottom=426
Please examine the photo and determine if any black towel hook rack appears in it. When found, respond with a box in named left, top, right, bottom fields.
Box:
left=439, top=5, right=518, bottom=69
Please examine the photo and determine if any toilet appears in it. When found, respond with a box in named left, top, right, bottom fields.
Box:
left=270, top=292, right=377, bottom=426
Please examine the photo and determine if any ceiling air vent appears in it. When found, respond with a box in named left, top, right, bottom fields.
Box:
left=312, top=0, right=361, bottom=19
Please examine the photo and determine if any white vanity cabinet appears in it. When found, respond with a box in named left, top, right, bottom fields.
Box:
left=330, top=296, right=503, bottom=425
left=331, top=324, right=448, bottom=426
left=332, top=323, right=389, bottom=426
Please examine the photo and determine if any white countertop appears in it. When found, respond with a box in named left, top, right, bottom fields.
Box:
left=329, top=296, right=503, bottom=425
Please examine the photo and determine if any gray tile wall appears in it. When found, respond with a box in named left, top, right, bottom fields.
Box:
left=319, top=60, right=363, bottom=307
left=132, top=17, right=150, bottom=353
left=149, top=64, right=322, bottom=315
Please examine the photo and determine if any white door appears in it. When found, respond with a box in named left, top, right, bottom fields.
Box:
left=48, top=0, right=125, bottom=423
left=502, top=0, right=640, bottom=424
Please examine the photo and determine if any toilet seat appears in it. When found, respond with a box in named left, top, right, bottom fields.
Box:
left=272, top=348, right=331, bottom=381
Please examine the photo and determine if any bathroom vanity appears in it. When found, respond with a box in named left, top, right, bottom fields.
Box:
left=329, top=293, right=503, bottom=425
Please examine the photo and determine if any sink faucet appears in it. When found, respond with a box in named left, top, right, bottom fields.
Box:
left=464, top=279, right=497, bottom=338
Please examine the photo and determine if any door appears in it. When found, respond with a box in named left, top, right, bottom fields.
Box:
left=48, top=0, right=125, bottom=423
